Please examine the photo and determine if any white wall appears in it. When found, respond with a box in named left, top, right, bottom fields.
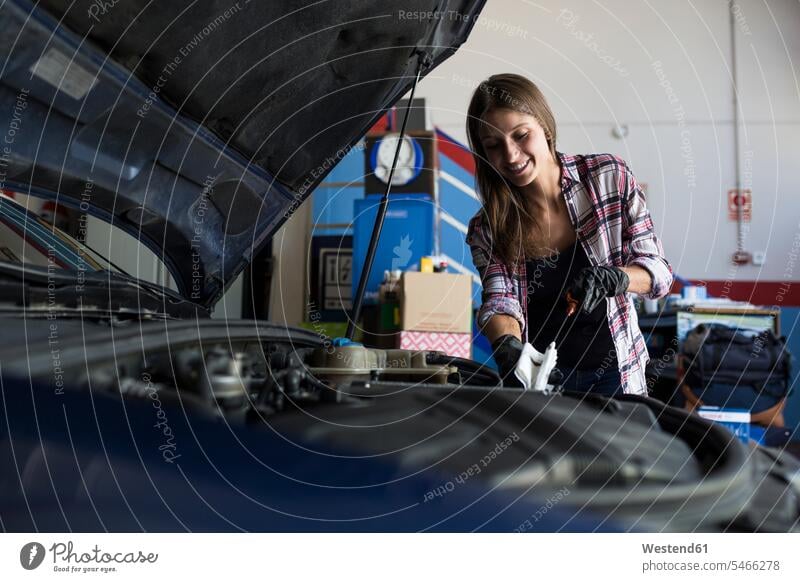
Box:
left=85, top=216, right=176, bottom=289
left=416, top=0, right=800, bottom=282
left=268, top=198, right=310, bottom=327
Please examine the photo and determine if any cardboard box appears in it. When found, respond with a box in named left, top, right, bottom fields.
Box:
left=398, top=330, right=471, bottom=359
left=400, top=271, right=472, bottom=333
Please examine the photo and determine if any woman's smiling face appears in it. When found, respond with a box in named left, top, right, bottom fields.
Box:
left=478, top=108, right=554, bottom=188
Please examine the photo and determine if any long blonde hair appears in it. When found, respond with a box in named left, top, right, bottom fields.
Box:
left=466, top=74, right=558, bottom=264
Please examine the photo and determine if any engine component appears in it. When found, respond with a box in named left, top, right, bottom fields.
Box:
left=171, top=346, right=256, bottom=411
left=307, top=345, right=455, bottom=390
left=199, top=347, right=255, bottom=409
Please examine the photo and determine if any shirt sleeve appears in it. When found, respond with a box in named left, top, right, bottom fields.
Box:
left=618, top=159, right=674, bottom=299
left=466, top=214, right=525, bottom=334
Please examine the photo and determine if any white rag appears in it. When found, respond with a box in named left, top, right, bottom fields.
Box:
left=513, top=341, right=559, bottom=392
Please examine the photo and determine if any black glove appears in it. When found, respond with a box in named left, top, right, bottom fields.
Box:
left=491, top=334, right=524, bottom=386
left=567, top=266, right=629, bottom=314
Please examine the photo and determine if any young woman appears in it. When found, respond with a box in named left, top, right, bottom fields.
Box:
left=465, top=74, right=673, bottom=396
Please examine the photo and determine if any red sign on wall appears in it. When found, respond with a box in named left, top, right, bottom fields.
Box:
left=728, top=189, right=751, bottom=221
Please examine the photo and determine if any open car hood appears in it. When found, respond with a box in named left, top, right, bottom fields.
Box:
left=0, top=0, right=485, bottom=307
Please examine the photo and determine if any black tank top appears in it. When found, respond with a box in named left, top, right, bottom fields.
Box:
left=525, top=240, right=617, bottom=369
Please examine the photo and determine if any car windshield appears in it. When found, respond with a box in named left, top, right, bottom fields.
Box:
left=0, top=191, right=114, bottom=274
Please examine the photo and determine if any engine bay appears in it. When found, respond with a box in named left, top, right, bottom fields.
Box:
left=3, top=317, right=800, bottom=532
left=70, top=330, right=499, bottom=422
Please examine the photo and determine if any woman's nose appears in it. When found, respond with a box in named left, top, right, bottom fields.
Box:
left=502, top=143, right=521, bottom=162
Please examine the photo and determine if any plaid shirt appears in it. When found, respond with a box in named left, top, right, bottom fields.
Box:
left=466, top=152, right=673, bottom=395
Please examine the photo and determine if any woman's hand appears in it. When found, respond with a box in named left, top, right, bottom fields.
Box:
left=484, top=315, right=524, bottom=386
left=567, top=266, right=630, bottom=314
left=491, top=334, right=524, bottom=386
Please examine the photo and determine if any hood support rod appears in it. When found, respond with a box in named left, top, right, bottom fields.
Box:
left=345, top=52, right=427, bottom=341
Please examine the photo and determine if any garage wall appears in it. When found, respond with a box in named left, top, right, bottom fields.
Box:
left=413, top=0, right=800, bottom=424
left=85, top=216, right=175, bottom=289
left=268, top=197, right=311, bottom=327
left=415, top=0, right=800, bottom=287
left=78, top=1, right=799, bottom=327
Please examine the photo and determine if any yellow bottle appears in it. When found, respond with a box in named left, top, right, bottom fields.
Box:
left=420, top=256, right=434, bottom=273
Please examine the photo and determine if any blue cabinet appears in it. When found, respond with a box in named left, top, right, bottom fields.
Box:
left=352, top=194, right=433, bottom=304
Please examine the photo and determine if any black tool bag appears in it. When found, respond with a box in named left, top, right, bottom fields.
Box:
left=681, top=323, right=793, bottom=406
